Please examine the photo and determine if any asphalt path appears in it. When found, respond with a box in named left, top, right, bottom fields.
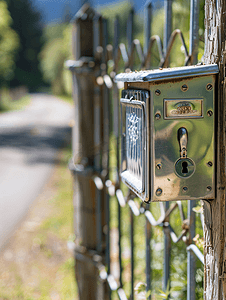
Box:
left=0, top=94, right=73, bottom=250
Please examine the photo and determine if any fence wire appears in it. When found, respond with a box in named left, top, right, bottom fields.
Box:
left=68, top=0, right=205, bottom=299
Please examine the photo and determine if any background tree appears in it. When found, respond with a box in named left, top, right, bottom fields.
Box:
left=0, top=0, right=19, bottom=85
left=99, top=0, right=143, bottom=45
left=40, top=23, right=72, bottom=95
left=6, top=0, right=43, bottom=91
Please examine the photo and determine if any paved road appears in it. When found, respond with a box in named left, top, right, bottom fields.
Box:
left=0, top=94, right=73, bottom=250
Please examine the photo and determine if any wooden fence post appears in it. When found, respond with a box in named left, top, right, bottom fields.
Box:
left=203, top=0, right=226, bottom=299
left=70, top=4, right=109, bottom=300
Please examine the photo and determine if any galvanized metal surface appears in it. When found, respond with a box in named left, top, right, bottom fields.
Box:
left=119, top=71, right=216, bottom=202
left=114, top=64, right=219, bottom=82
left=120, top=90, right=149, bottom=201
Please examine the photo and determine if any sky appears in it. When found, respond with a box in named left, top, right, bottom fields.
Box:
left=33, top=0, right=162, bottom=24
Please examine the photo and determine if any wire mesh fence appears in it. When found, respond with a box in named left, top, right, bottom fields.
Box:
left=68, top=1, right=206, bottom=299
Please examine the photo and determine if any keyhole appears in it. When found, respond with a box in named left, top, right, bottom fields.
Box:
left=182, top=161, right=188, bottom=174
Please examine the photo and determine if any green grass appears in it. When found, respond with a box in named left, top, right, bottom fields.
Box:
left=0, top=90, right=31, bottom=112
left=0, top=143, right=77, bottom=300
left=58, top=94, right=73, bottom=105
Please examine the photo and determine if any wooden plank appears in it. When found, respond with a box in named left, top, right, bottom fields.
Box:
left=203, top=0, right=226, bottom=298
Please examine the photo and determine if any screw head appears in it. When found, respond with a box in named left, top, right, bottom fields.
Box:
left=156, top=163, right=162, bottom=170
left=181, top=84, right=188, bottom=92
left=182, top=186, right=188, bottom=193
left=207, top=110, right=213, bottom=117
left=155, top=113, right=161, bottom=120
left=155, top=89, right=161, bottom=96
left=206, top=83, right=213, bottom=91
left=207, top=186, right=212, bottom=192
left=156, top=188, right=162, bottom=196
left=207, top=161, right=213, bottom=167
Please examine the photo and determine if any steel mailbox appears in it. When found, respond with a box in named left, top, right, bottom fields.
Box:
left=116, top=64, right=219, bottom=202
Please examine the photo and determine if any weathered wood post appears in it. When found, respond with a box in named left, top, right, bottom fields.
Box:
left=203, top=0, right=226, bottom=299
left=69, top=4, right=109, bottom=300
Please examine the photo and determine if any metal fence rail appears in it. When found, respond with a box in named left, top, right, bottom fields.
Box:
left=68, top=0, right=205, bottom=299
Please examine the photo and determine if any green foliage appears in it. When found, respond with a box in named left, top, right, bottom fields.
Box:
left=0, top=89, right=30, bottom=112
left=0, top=0, right=19, bottom=84
left=6, top=0, right=43, bottom=91
left=40, top=23, right=72, bottom=95
left=98, top=0, right=143, bottom=45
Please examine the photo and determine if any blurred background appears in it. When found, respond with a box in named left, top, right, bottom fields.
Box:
left=0, top=0, right=205, bottom=299
left=0, top=0, right=205, bottom=107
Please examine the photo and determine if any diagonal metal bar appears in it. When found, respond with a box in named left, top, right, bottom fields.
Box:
left=128, top=39, right=144, bottom=68
left=114, top=43, right=129, bottom=69
left=161, top=29, right=190, bottom=68
left=143, top=35, right=164, bottom=69
left=103, top=75, right=113, bottom=89
left=187, top=244, right=204, bottom=265
left=107, top=274, right=118, bottom=290
left=128, top=199, right=140, bottom=216
left=145, top=210, right=165, bottom=226
left=164, top=202, right=178, bottom=220
left=116, top=189, right=126, bottom=207
left=169, top=224, right=188, bottom=244
left=118, top=288, right=128, bottom=300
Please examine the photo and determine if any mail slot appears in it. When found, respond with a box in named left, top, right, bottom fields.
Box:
left=115, top=64, right=219, bottom=202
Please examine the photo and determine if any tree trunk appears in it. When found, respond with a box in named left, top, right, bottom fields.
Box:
left=203, top=0, right=226, bottom=299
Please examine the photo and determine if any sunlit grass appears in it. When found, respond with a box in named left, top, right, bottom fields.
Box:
left=0, top=144, right=77, bottom=300
left=58, top=94, right=73, bottom=105
left=0, top=89, right=31, bottom=112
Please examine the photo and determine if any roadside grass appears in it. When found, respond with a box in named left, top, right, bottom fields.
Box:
left=0, top=92, right=31, bottom=112
left=58, top=95, right=73, bottom=105
left=0, top=144, right=77, bottom=300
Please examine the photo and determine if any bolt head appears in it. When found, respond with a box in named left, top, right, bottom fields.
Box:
left=207, top=110, right=213, bottom=117
left=156, top=163, right=162, bottom=170
left=181, top=84, right=188, bottom=92
left=207, top=186, right=212, bottom=192
left=207, top=161, right=213, bottom=167
left=156, top=188, right=162, bottom=196
left=155, top=113, right=161, bottom=120
left=206, top=83, right=213, bottom=91
left=155, top=89, right=161, bottom=96
left=182, top=186, right=188, bottom=193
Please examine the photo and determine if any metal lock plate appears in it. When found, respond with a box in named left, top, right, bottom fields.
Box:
left=117, top=64, right=218, bottom=202
left=151, top=75, right=215, bottom=201
left=120, top=89, right=149, bottom=201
